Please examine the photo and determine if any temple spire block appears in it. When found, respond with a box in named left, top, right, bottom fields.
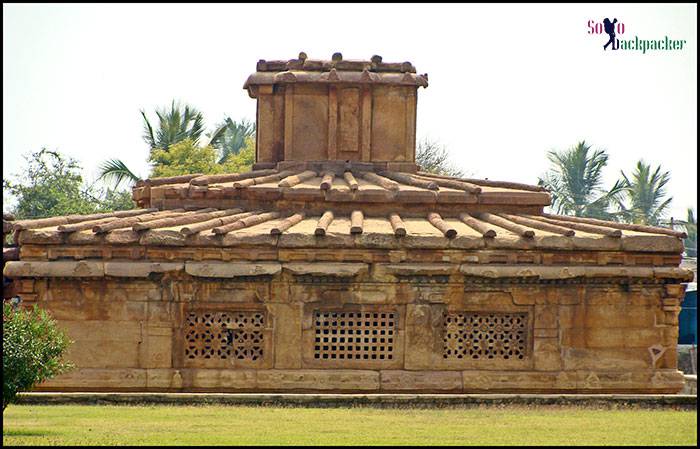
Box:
left=244, top=53, right=429, bottom=169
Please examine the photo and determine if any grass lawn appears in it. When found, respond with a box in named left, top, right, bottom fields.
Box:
left=2, top=404, right=697, bottom=446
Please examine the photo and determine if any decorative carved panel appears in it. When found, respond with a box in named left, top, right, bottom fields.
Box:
left=313, top=311, right=396, bottom=361
left=184, top=310, right=266, bottom=366
left=443, top=312, right=528, bottom=361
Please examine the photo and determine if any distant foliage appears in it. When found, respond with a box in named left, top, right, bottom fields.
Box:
left=149, top=137, right=255, bottom=178
left=665, top=208, right=697, bottom=257
left=97, top=100, right=256, bottom=187
left=220, top=136, right=255, bottom=173
left=538, top=141, right=625, bottom=220
left=142, top=101, right=205, bottom=152
left=3, top=149, right=134, bottom=220
left=416, top=138, right=465, bottom=177
left=684, top=208, right=697, bottom=257
left=150, top=139, right=223, bottom=178
left=97, top=159, right=141, bottom=191
left=616, top=160, right=673, bottom=226
left=3, top=303, right=73, bottom=412
left=98, top=188, right=136, bottom=212
left=209, top=118, right=256, bottom=163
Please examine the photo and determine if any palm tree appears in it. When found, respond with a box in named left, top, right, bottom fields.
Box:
left=684, top=208, right=697, bottom=257
left=141, top=101, right=206, bottom=152
left=97, top=159, right=141, bottom=190
left=616, top=160, right=672, bottom=226
left=205, top=118, right=256, bottom=163
left=98, top=101, right=212, bottom=188
left=538, top=140, right=625, bottom=220
left=662, top=208, right=697, bottom=257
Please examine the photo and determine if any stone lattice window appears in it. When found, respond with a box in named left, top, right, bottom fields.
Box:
left=443, top=312, right=527, bottom=360
left=185, top=311, right=265, bottom=362
left=313, top=311, right=396, bottom=361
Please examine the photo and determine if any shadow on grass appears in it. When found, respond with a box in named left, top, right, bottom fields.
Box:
left=3, top=429, right=58, bottom=437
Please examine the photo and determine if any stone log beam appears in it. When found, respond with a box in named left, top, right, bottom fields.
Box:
left=499, top=213, right=575, bottom=236
left=542, top=213, right=687, bottom=238
left=476, top=213, right=535, bottom=238
left=212, top=211, right=281, bottom=234
left=315, top=211, right=334, bottom=236
left=362, top=172, right=400, bottom=191
left=525, top=215, right=621, bottom=237
left=350, top=211, right=364, bottom=234
left=270, top=213, right=305, bottom=235
left=412, top=174, right=482, bottom=194
left=190, top=169, right=277, bottom=186
left=459, top=212, right=497, bottom=238
left=234, top=170, right=296, bottom=189
left=343, top=171, right=359, bottom=191
left=389, top=213, right=407, bottom=237
left=279, top=170, right=318, bottom=188
left=427, top=212, right=456, bottom=238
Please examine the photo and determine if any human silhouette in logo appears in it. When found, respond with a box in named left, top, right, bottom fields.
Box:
left=603, top=18, right=618, bottom=50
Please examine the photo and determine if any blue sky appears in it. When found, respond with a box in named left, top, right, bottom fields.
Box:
left=3, top=3, right=697, bottom=219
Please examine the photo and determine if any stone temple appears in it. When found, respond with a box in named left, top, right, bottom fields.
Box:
left=2, top=53, right=693, bottom=393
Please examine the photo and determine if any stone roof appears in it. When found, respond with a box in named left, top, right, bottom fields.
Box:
left=7, top=160, right=688, bottom=254
left=243, top=53, right=429, bottom=94
left=5, top=166, right=692, bottom=283
left=130, top=164, right=551, bottom=211
left=10, top=202, right=687, bottom=254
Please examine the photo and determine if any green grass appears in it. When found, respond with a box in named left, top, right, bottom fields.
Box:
left=2, top=405, right=697, bottom=446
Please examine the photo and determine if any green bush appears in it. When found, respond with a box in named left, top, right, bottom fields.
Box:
left=3, top=303, right=73, bottom=412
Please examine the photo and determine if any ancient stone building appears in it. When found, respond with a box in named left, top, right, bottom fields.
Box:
left=2, top=53, right=693, bottom=393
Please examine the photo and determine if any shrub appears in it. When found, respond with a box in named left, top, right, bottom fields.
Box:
left=3, top=303, right=73, bottom=412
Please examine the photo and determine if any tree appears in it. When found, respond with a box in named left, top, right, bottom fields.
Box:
left=221, top=136, right=255, bottom=173
left=208, top=118, right=256, bottom=163
left=3, top=149, right=134, bottom=220
left=97, top=159, right=142, bottom=191
left=538, top=140, right=625, bottom=220
left=97, top=188, right=137, bottom=212
left=97, top=100, right=251, bottom=188
left=663, top=208, right=697, bottom=257
left=149, top=139, right=226, bottom=178
left=416, top=138, right=465, bottom=177
left=616, top=160, right=673, bottom=226
left=149, top=137, right=255, bottom=178
left=98, top=101, right=213, bottom=188
left=683, top=208, right=697, bottom=257
left=141, top=100, right=206, bottom=152
left=3, top=303, right=73, bottom=412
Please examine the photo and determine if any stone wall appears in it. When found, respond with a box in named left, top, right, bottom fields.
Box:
left=13, top=262, right=686, bottom=393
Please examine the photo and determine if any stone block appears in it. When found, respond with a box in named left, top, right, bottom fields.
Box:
left=38, top=368, right=147, bottom=390
left=381, top=370, right=462, bottom=391
left=144, top=369, right=176, bottom=389
left=283, top=262, right=368, bottom=277
left=185, top=261, right=281, bottom=278
left=140, top=328, right=173, bottom=369
left=268, top=303, right=303, bottom=369
left=403, top=304, right=436, bottom=370
left=533, top=338, right=562, bottom=371
left=562, top=348, right=650, bottom=370
left=462, top=371, right=561, bottom=391
left=4, top=261, right=104, bottom=278
left=561, top=328, right=663, bottom=349
left=185, top=369, right=257, bottom=390
left=105, top=262, right=184, bottom=278
left=256, top=369, right=379, bottom=391
left=622, top=235, right=683, bottom=253
left=664, top=284, right=687, bottom=298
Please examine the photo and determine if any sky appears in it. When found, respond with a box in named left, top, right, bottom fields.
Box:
left=3, top=3, right=697, bottom=219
